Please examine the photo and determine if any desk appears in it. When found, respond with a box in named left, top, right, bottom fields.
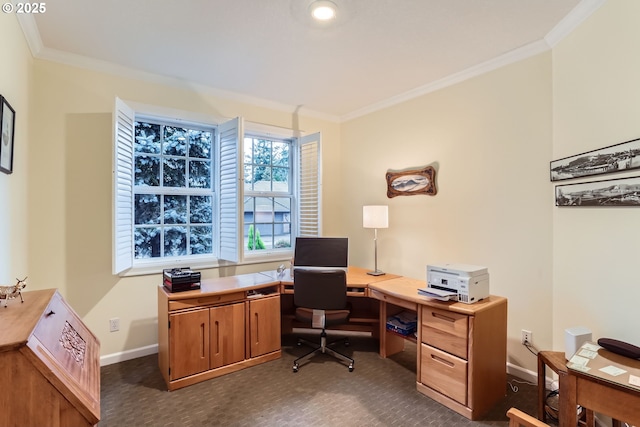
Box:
left=370, top=277, right=508, bottom=420
left=559, top=342, right=640, bottom=427
left=158, top=266, right=507, bottom=420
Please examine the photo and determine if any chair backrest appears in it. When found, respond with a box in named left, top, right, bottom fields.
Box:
left=506, top=408, right=549, bottom=427
left=293, top=269, right=347, bottom=310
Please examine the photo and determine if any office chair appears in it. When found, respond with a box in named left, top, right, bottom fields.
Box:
left=506, top=408, right=549, bottom=427
left=292, top=269, right=354, bottom=373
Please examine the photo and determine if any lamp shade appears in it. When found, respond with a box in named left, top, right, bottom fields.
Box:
left=363, top=205, right=388, bottom=229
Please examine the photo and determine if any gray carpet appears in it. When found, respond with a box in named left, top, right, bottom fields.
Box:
left=99, top=332, right=544, bottom=426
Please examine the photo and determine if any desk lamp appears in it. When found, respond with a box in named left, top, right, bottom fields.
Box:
left=363, top=205, right=388, bottom=276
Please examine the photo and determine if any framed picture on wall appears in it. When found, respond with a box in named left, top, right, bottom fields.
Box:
left=0, top=96, right=16, bottom=174
left=386, top=165, right=437, bottom=198
left=555, top=175, right=640, bottom=206
left=550, top=137, right=640, bottom=182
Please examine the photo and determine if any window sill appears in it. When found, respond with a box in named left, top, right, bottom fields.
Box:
left=118, top=252, right=293, bottom=277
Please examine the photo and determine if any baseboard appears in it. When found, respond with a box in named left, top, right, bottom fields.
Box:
left=100, top=344, right=158, bottom=366
left=506, top=362, right=537, bottom=383
left=506, top=361, right=559, bottom=391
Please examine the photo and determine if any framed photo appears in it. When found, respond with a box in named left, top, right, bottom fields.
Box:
left=555, top=175, right=640, bottom=207
left=550, top=137, right=640, bottom=182
left=386, top=165, right=437, bottom=198
left=0, top=96, right=16, bottom=174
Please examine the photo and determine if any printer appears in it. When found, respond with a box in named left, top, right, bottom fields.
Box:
left=426, top=263, right=490, bottom=304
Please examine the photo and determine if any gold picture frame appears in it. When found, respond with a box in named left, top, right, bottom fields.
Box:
left=386, top=165, right=437, bottom=198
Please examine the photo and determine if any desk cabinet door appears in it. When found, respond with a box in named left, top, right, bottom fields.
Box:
left=170, top=309, right=210, bottom=380
left=249, top=296, right=281, bottom=358
left=210, top=302, right=245, bottom=368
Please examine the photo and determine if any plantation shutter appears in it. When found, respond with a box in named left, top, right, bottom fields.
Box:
left=113, top=98, right=135, bottom=274
left=218, top=117, right=244, bottom=262
left=298, top=132, right=321, bottom=237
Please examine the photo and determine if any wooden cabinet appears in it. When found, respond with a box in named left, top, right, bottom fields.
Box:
left=416, top=297, right=507, bottom=420
left=210, top=302, right=245, bottom=368
left=169, top=307, right=211, bottom=379
left=0, top=289, right=100, bottom=427
left=248, top=296, right=281, bottom=357
left=158, top=282, right=281, bottom=391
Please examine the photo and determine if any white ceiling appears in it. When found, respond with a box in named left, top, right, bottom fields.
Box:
left=21, top=0, right=603, bottom=121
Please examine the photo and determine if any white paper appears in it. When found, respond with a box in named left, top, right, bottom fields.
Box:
left=418, top=287, right=458, bottom=301
left=577, top=348, right=598, bottom=359
left=599, top=365, right=627, bottom=377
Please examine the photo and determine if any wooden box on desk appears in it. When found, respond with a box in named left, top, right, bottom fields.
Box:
left=0, top=289, right=100, bottom=427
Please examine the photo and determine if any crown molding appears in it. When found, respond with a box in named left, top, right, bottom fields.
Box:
left=16, top=0, right=606, bottom=125
left=341, top=0, right=607, bottom=122
left=15, top=13, right=43, bottom=56
left=15, top=15, right=340, bottom=124
left=545, top=0, right=607, bottom=47
left=341, top=39, right=551, bottom=122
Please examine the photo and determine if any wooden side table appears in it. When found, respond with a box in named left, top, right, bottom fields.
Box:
left=538, top=350, right=594, bottom=426
left=538, top=351, right=567, bottom=423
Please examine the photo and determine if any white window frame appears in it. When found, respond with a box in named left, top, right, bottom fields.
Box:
left=113, top=99, right=321, bottom=276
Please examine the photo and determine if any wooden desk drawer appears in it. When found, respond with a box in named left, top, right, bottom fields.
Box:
left=369, top=289, right=417, bottom=311
left=421, top=306, right=468, bottom=359
left=421, top=343, right=468, bottom=405
left=169, top=292, right=245, bottom=311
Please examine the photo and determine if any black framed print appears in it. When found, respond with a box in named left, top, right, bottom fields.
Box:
left=550, top=137, right=640, bottom=182
left=0, top=96, right=16, bottom=174
left=555, top=175, right=640, bottom=207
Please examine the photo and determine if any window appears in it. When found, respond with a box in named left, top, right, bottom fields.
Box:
left=133, top=119, right=214, bottom=259
left=113, top=98, right=321, bottom=275
left=243, top=136, right=292, bottom=252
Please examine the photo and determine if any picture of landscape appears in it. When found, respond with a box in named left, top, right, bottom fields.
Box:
left=385, top=165, right=437, bottom=198
left=555, top=176, right=640, bottom=207
left=550, top=137, right=640, bottom=181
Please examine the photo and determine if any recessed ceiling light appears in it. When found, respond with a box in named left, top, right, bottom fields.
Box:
left=310, top=0, right=338, bottom=21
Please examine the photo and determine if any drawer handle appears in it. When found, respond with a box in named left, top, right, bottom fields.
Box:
left=46, top=310, right=55, bottom=317
left=431, top=354, right=455, bottom=368
left=432, top=312, right=456, bottom=323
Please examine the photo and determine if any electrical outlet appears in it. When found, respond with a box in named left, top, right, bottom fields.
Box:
left=109, top=318, right=120, bottom=332
left=521, top=329, right=532, bottom=345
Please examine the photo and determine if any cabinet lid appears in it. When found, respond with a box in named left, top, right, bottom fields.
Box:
left=0, top=288, right=57, bottom=351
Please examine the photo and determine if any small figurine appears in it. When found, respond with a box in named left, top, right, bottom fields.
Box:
left=0, top=277, right=27, bottom=307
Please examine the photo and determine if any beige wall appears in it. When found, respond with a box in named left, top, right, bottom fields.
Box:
left=341, top=53, right=554, bottom=373
left=0, top=14, right=30, bottom=286
left=552, top=0, right=640, bottom=348
left=27, top=60, right=340, bottom=357
left=6, top=0, right=639, bottom=375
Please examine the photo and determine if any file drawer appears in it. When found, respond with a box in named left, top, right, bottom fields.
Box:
left=421, top=306, right=468, bottom=359
left=421, top=343, right=468, bottom=405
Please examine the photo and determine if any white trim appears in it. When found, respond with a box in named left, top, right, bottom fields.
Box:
left=245, top=121, right=303, bottom=139
left=16, top=34, right=340, bottom=124
left=16, top=1, right=604, bottom=124
left=15, top=13, right=43, bottom=56
left=506, top=362, right=539, bottom=387
left=341, top=39, right=551, bottom=122
left=545, top=0, right=607, bottom=47
left=100, top=344, right=158, bottom=366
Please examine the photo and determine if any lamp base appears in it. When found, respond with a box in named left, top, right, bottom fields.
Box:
left=367, top=270, right=386, bottom=276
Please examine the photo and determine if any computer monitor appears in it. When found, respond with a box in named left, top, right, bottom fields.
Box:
left=293, top=237, right=348, bottom=271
